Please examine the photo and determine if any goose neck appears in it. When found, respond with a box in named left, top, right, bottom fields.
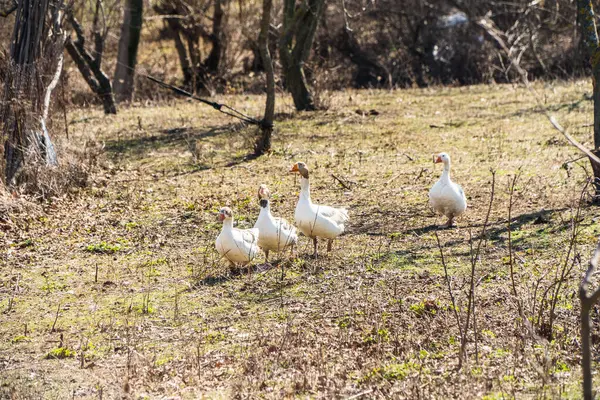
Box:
left=441, top=162, right=451, bottom=181
left=222, top=218, right=234, bottom=230
left=300, top=177, right=311, bottom=201
left=258, top=201, right=271, bottom=218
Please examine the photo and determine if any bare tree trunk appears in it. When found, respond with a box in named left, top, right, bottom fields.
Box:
left=577, top=0, right=600, bottom=198
left=279, top=0, right=325, bottom=111
left=113, top=0, right=143, bottom=102
left=255, top=0, right=274, bottom=155
left=335, top=28, right=392, bottom=89
left=580, top=241, right=600, bottom=400
left=205, top=0, right=225, bottom=74
left=154, top=0, right=214, bottom=96
left=2, top=0, right=64, bottom=184
left=65, top=11, right=117, bottom=114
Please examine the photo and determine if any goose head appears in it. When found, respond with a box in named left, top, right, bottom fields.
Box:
left=290, top=161, right=309, bottom=179
left=433, top=152, right=450, bottom=166
left=217, top=206, right=233, bottom=222
left=258, top=184, right=270, bottom=208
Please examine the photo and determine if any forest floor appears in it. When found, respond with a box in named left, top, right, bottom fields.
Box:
left=2, top=81, right=600, bottom=399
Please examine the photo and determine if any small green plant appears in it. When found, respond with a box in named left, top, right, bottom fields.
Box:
left=337, top=316, right=351, bottom=329
left=15, top=239, right=33, bottom=248
left=382, top=362, right=418, bottom=381
left=552, top=360, right=570, bottom=374
left=45, top=347, right=76, bottom=359
left=155, top=355, right=174, bottom=367
left=360, top=362, right=419, bottom=383
left=41, top=278, right=67, bottom=293
left=409, top=300, right=438, bottom=317
left=124, top=221, right=138, bottom=230
left=362, top=327, right=390, bottom=344
left=11, top=335, right=30, bottom=343
left=481, top=329, right=496, bottom=339
left=493, top=348, right=511, bottom=358
left=86, top=242, right=122, bottom=254
left=205, top=331, right=225, bottom=344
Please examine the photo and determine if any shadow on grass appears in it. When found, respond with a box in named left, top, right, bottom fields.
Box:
left=503, top=93, right=592, bottom=120
left=105, top=123, right=243, bottom=159
left=367, top=207, right=575, bottom=269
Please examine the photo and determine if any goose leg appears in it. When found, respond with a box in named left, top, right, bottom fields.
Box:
left=265, top=250, right=269, bottom=264
left=312, top=237, right=318, bottom=258
left=443, top=217, right=455, bottom=228
left=327, top=239, right=333, bottom=253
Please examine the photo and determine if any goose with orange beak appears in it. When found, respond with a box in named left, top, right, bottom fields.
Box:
left=428, top=152, right=467, bottom=228
left=253, top=184, right=298, bottom=263
left=215, top=206, right=261, bottom=265
left=290, top=162, right=349, bottom=257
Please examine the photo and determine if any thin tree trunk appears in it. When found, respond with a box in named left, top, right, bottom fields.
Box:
left=154, top=1, right=213, bottom=96
left=580, top=241, right=600, bottom=400
left=335, top=27, right=392, bottom=88
left=114, top=0, right=143, bottom=102
left=255, top=0, right=274, bottom=155
left=205, top=0, right=225, bottom=74
left=577, top=0, right=600, bottom=197
left=279, top=0, right=324, bottom=111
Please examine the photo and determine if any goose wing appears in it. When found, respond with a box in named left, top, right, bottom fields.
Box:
left=317, top=204, right=349, bottom=225
left=238, top=227, right=259, bottom=246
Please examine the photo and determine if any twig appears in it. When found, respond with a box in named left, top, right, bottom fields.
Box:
left=346, top=389, right=373, bottom=399
left=548, top=180, right=589, bottom=335
left=460, top=169, right=496, bottom=369
left=507, top=170, right=521, bottom=299
left=331, top=173, right=352, bottom=190
left=51, top=302, right=61, bottom=333
left=434, top=232, right=463, bottom=338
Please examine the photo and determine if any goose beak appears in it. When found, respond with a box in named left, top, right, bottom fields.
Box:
left=217, top=213, right=225, bottom=221
left=290, top=163, right=299, bottom=173
left=434, top=156, right=442, bottom=163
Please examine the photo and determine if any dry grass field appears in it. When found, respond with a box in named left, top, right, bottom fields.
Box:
left=2, top=81, right=600, bottom=399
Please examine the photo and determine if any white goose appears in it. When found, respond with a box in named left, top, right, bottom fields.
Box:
left=215, top=207, right=260, bottom=265
left=290, top=162, right=349, bottom=257
left=253, top=184, right=298, bottom=263
left=428, top=152, right=467, bottom=228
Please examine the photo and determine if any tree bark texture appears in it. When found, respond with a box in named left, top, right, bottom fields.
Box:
left=279, top=0, right=325, bottom=111
left=2, top=0, right=64, bottom=184
left=255, top=0, right=274, bottom=155
left=113, top=0, right=144, bottom=102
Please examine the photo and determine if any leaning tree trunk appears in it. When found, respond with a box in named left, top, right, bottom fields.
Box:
left=2, top=0, right=64, bottom=184
left=279, top=0, right=325, bottom=111
left=113, top=0, right=144, bottom=102
left=254, top=0, right=274, bottom=156
left=65, top=8, right=117, bottom=114
left=577, top=0, right=600, bottom=199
